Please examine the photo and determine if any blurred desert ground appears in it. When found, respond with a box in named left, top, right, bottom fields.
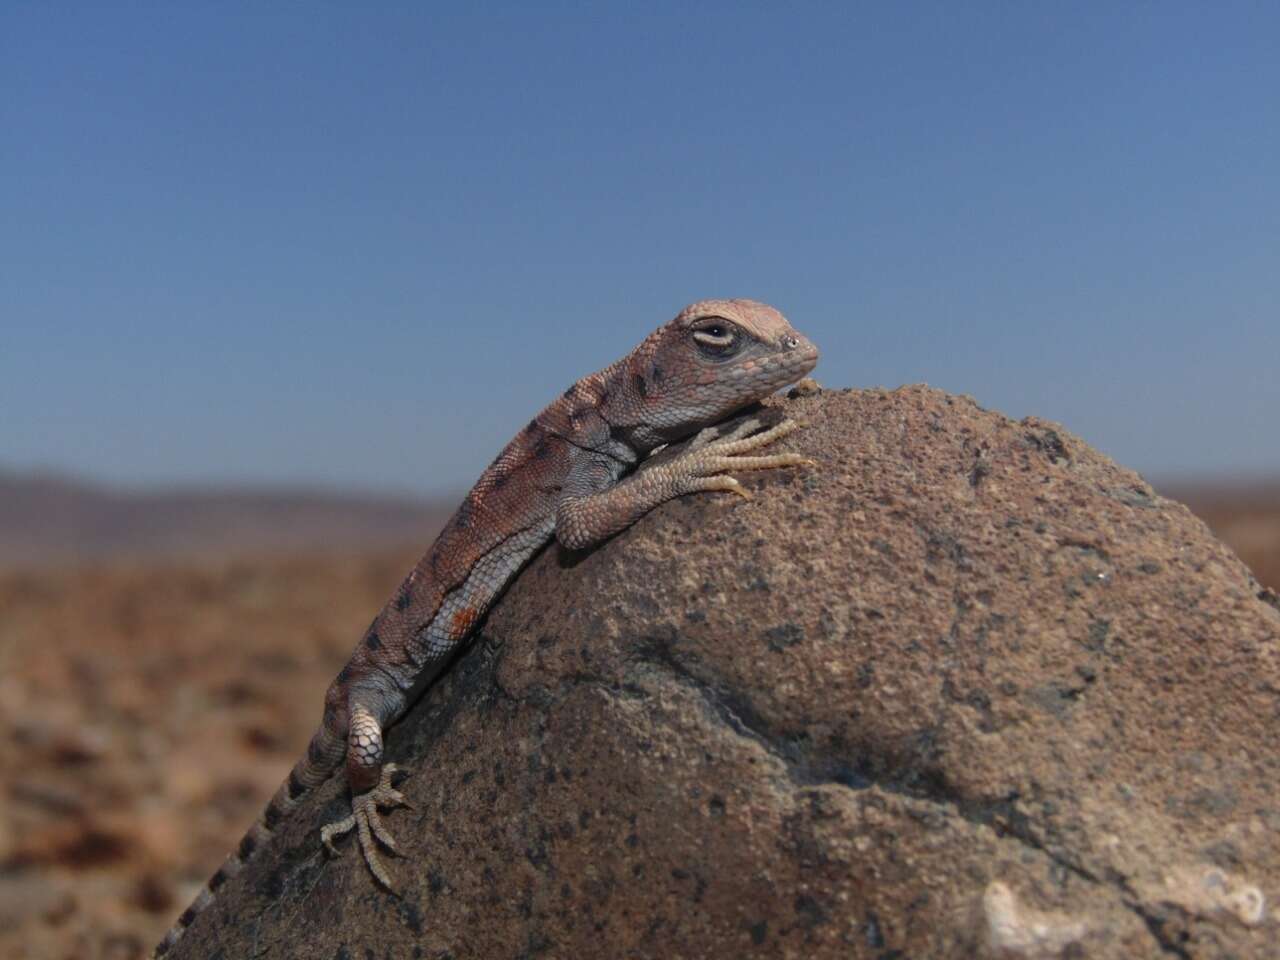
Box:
left=0, top=467, right=1276, bottom=959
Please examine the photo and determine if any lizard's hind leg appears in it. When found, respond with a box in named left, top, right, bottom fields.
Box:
left=319, top=704, right=411, bottom=889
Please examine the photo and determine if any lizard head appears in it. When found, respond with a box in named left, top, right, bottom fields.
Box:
left=607, top=298, right=819, bottom=449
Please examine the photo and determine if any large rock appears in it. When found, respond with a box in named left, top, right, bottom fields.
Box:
left=174, top=386, right=1279, bottom=959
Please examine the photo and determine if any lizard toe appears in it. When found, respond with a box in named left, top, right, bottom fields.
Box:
left=353, top=800, right=398, bottom=890
left=319, top=814, right=356, bottom=856
left=364, top=803, right=403, bottom=855
left=684, top=475, right=752, bottom=499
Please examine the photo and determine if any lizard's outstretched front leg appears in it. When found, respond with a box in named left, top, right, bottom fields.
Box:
left=319, top=705, right=411, bottom=889
left=556, top=418, right=813, bottom=549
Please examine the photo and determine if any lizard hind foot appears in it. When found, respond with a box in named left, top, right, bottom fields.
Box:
left=319, top=763, right=411, bottom=890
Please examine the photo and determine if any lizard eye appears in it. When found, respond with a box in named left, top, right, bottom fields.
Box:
left=691, top=318, right=741, bottom=357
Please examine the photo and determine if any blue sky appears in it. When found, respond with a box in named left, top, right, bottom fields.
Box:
left=3, top=3, right=1277, bottom=495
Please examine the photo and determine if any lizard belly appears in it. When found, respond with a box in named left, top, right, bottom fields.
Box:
left=398, top=518, right=555, bottom=702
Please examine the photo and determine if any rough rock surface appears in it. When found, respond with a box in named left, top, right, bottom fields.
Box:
left=172, top=386, right=1279, bottom=959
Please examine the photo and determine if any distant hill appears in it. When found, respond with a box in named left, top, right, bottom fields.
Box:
left=0, top=468, right=455, bottom=568
left=1, top=466, right=1275, bottom=587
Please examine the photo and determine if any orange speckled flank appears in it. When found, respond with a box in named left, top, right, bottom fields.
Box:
left=450, top=607, right=479, bottom=636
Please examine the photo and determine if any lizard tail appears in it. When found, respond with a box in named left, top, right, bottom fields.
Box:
left=151, top=723, right=346, bottom=957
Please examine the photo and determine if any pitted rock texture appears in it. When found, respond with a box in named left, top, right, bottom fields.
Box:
left=172, top=386, right=1279, bottom=959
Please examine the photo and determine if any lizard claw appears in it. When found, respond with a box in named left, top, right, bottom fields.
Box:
left=686, top=474, right=753, bottom=499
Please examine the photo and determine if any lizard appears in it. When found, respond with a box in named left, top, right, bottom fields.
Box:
left=153, top=297, right=819, bottom=956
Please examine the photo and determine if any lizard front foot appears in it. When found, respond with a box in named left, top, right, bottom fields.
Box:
left=678, top=417, right=814, bottom=499
left=319, top=763, right=411, bottom=889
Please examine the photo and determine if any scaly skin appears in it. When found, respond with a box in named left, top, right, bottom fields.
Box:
left=154, top=298, right=819, bottom=956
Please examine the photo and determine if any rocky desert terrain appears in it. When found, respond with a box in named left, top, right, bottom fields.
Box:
left=0, top=401, right=1276, bottom=959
